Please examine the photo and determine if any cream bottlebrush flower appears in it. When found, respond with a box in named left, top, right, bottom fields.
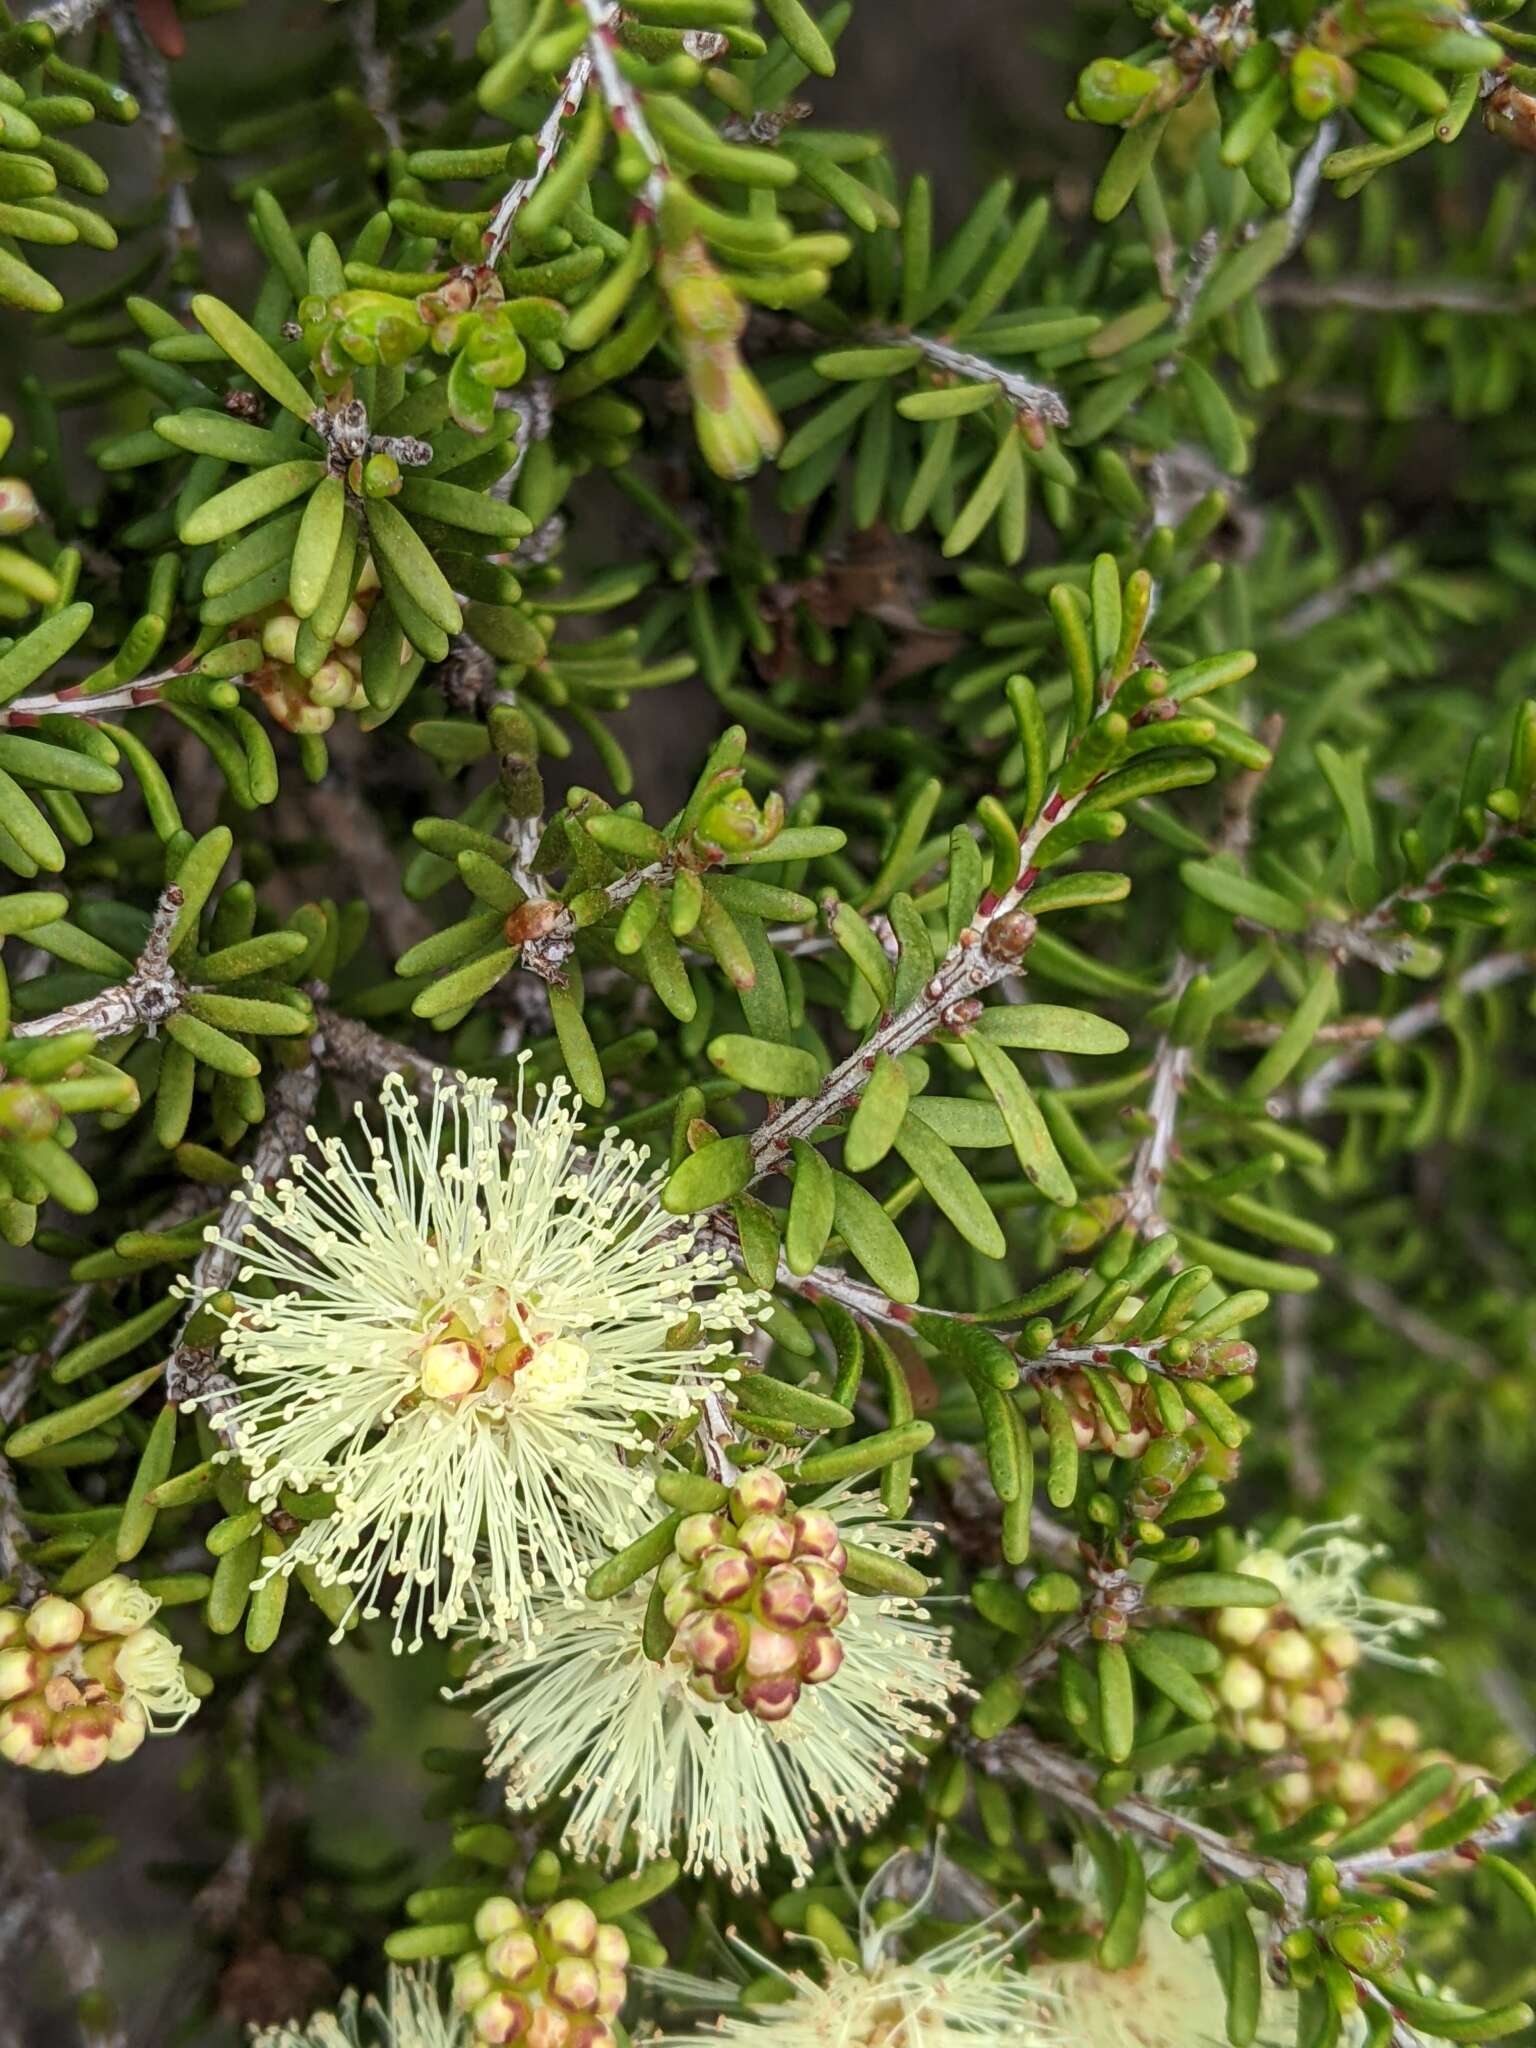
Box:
left=650, top=1922, right=1063, bottom=2047
left=464, top=1494, right=964, bottom=1889
left=1216, top=1521, right=1440, bottom=1670
left=209, top=1067, right=757, bottom=1651
left=253, top=1968, right=465, bottom=2048
left=1032, top=1856, right=1359, bottom=2048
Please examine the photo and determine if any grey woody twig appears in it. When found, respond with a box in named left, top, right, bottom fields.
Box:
left=12, top=884, right=184, bottom=1043
left=164, top=1053, right=322, bottom=1438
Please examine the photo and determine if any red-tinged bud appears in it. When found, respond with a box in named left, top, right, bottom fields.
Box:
left=0, top=1647, right=43, bottom=1700
left=730, top=1469, right=788, bottom=1521
left=799, top=1629, right=845, bottom=1685
left=799, top=1560, right=849, bottom=1626
left=52, top=1708, right=115, bottom=1776
left=757, top=1563, right=813, bottom=1631
left=0, top=1700, right=48, bottom=1766
left=676, top=1609, right=747, bottom=1677
left=473, top=1989, right=531, bottom=2044
left=593, top=1926, right=629, bottom=1972
left=737, top=1513, right=796, bottom=1565
left=743, top=1626, right=799, bottom=1679
left=526, top=2003, right=573, bottom=2048
left=739, top=1674, right=801, bottom=1722
left=541, top=1899, right=599, bottom=1956
left=595, top=1967, right=627, bottom=2017
left=26, top=1596, right=83, bottom=1653
left=673, top=1512, right=725, bottom=1563
left=549, top=1957, right=600, bottom=2013
left=662, top=1581, right=704, bottom=1628
left=0, top=476, right=39, bottom=536
left=693, top=1547, right=756, bottom=1606
left=688, top=1668, right=737, bottom=1706
left=106, top=1702, right=147, bottom=1762
left=475, top=1896, right=526, bottom=1944
left=486, top=1931, right=540, bottom=1984
left=567, top=2025, right=617, bottom=2048
left=790, top=1507, right=841, bottom=1558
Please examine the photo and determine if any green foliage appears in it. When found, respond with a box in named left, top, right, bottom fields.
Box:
left=2, top=0, right=1536, bottom=2043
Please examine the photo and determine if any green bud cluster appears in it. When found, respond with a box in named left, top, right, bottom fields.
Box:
left=451, top=1894, right=629, bottom=2048
left=659, top=1469, right=850, bottom=1722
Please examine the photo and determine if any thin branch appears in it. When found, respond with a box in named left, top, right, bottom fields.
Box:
left=1266, top=547, right=1412, bottom=642
left=347, top=0, right=401, bottom=150
left=1265, top=276, right=1536, bottom=315
left=1305, top=807, right=1515, bottom=974
left=482, top=35, right=602, bottom=266
left=0, top=658, right=225, bottom=728
left=893, top=332, right=1069, bottom=430
left=1322, top=1264, right=1496, bottom=1384
left=12, top=883, right=184, bottom=1042
left=572, top=0, right=669, bottom=214
left=1292, top=948, right=1536, bottom=1117
left=1276, top=1293, right=1324, bottom=1505
left=1282, top=116, right=1339, bottom=254
left=164, top=1052, right=322, bottom=1442
left=975, top=1723, right=1309, bottom=1907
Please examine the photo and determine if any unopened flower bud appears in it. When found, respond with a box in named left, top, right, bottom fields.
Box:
left=693, top=1548, right=755, bottom=1607
left=486, top=1931, right=539, bottom=1984
left=474, top=1896, right=526, bottom=1944
left=420, top=1339, right=485, bottom=1401
left=0, top=476, right=39, bottom=534
left=0, top=1701, right=48, bottom=1765
left=473, top=1989, right=531, bottom=2044
left=799, top=1560, right=848, bottom=1627
left=757, top=1564, right=813, bottom=1631
left=310, top=657, right=357, bottom=709
left=798, top=1628, right=844, bottom=1685
left=27, top=1596, right=83, bottom=1653
left=0, top=1647, right=43, bottom=1700
left=0, top=1083, right=59, bottom=1140
left=52, top=1709, right=114, bottom=1775
left=676, top=1609, right=747, bottom=1677
left=592, top=1926, right=629, bottom=1972
left=527, top=2005, right=572, bottom=2048
left=543, top=1897, right=600, bottom=1957
left=262, top=612, right=302, bottom=664
left=1263, top=1631, right=1318, bottom=1682
left=1075, top=55, right=1162, bottom=123
left=743, top=1626, right=799, bottom=1679
left=730, top=1469, right=788, bottom=1521
left=739, top=1673, right=801, bottom=1722
left=549, top=1957, right=600, bottom=2012
left=790, top=1508, right=841, bottom=1558
left=737, top=1514, right=795, bottom=1565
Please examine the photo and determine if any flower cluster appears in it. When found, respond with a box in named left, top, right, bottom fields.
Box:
left=652, top=1919, right=1063, bottom=2048
left=1034, top=1871, right=1308, bottom=2048
left=450, top=1895, right=628, bottom=2048
left=465, top=1492, right=964, bottom=1889
left=0, top=1577, right=198, bottom=1774
left=245, top=552, right=391, bottom=735
left=208, top=1067, right=756, bottom=1652
left=1210, top=1523, right=1453, bottom=1836
left=662, top=1469, right=850, bottom=1722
